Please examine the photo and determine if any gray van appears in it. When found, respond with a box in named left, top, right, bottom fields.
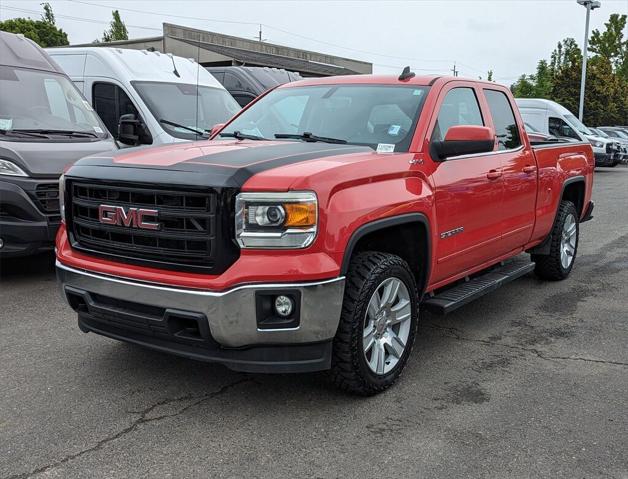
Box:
left=0, top=32, right=117, bottom=258
left=206, top=66, right=302, bottom=107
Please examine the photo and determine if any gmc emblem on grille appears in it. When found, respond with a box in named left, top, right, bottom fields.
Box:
left=98, top=205, right=160, bottom=230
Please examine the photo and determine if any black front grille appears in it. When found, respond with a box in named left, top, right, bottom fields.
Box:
left=35, top=183, right=60, bottom=214
left=67, top=180, right=237, bottom=272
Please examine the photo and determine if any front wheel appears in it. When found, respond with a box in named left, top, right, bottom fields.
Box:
left=329, top=252, right=418, bottom=395
left=532, top=200, right=579, bottom=281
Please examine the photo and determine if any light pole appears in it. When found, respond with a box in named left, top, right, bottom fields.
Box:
left=577, top=0, right=601, bottom=121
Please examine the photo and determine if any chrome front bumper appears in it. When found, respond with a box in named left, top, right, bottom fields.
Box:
left=56, top=261, right=345, bottom=348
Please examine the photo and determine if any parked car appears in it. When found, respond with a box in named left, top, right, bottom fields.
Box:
left=0, top=32, right=117, bottom=258
left=206, top=66, right=302, bottom=107
left=47, top=47, right=241, bottom=147
left=591, top=127, right=628, bottom=163
left=516, top=98, right=621, bottom=167
left=57, top=73, right=594, bottom=394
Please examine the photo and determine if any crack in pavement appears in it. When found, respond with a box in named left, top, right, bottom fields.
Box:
left=425, top=323, right=628, bottom=367
left=5, top=377, right=253, bottom=479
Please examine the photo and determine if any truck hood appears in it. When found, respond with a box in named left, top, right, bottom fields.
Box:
left=0, top=138, right=117, bottom=178
left=72, top=140, right=374, bottom=188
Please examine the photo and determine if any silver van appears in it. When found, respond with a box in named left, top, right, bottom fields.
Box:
left=0, top=32, right=117, bottom=258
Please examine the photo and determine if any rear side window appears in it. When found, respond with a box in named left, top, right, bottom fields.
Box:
left=432, top=87, right=483, bottom=141
left=484, top=89, right=521, bottom=150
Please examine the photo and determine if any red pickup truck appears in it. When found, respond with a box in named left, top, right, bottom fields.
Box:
left=56, top=71, right=594, bottom=395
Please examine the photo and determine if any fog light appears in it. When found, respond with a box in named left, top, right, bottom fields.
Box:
left=0, top=237, right=3, bottom=249
left=274, top=295, right=294, bottom=317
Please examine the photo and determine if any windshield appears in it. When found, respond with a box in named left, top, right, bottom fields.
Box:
left=565, top=114, right=593, bottom=136
left=592, top=128, right=609, bottom=138
left=220, top=85, right=429, bottom=152
left=133, top=81, right=241, bottom=140
left=0, top=66, right=107, bottom=138
left=612, top=130, right=628, bottom=139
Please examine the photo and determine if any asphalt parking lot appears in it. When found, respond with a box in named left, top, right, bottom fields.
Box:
left=1, top=168, right=627, bottom=479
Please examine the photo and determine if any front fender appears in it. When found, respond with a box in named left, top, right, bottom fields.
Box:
left=323, top=174, right=435, bottom=275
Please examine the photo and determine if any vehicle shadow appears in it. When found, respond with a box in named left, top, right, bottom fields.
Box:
left=0, top=251, right=56, bottom=282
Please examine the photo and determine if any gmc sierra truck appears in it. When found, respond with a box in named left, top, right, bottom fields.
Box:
left=56, top=71, right=594, bottom=395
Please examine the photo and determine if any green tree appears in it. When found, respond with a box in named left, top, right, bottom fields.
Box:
left=549, top=39, right=582, bottom=117
left=0, top=3, right=69, bottom=47
left=102, top=10, right=128, bottom=42
left=589, top=13, right=628, bottom=81
left=511, top=60, right=555, bottom=98
left=512, top=16, right=628, bottom=126
left=42, top=2, right=55, bottom=24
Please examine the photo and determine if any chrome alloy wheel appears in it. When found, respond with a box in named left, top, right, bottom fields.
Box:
left=362, top=277, right=412, bottom=375
left=560, top=213, right=577, bottom=269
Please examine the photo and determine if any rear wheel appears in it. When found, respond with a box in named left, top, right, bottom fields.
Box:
left=532, top=200, right=579, bottom=281
left=330, top=252, right=418, bottom=395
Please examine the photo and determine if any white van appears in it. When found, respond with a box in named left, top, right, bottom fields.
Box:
left=516, top=98, right=621, bottom=167
left=46, top=47, right=241, bottom=147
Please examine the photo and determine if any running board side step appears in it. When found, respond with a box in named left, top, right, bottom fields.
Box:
left=422, top=257, right=535, bottom=315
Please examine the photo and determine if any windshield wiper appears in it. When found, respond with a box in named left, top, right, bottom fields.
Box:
left=0, top=128, right=51, bottom=139
left=16, top=129, right=98, bottom=138
left=275, top=132, right=347, bottom=144
left=219, top=131, right=266, bottom=141
left=159, top=119, right=206, bottom=137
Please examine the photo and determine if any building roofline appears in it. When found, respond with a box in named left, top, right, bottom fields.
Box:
left=162, top=23, right=372, bottom=68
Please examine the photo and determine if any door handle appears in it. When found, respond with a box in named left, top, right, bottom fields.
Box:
left=486, top=169, right=502, bottom=180
left=523, top=165, right=537, bottom=174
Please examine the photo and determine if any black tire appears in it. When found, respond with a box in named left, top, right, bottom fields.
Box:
left=329, top=252, right=419, bottom=395
left=532, top=200, right=579, bottom=281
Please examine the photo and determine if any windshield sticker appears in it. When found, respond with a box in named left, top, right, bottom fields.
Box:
left=388, top=125, right=401, bottom=136
left=93, top=126, right=104, bottom=134
left=82, top=100, right=94, bottom=111
left=376, top=143, right=395, bottom=153
left=0, top=119, right=12, bottom=130
left=413, top=89, right=423, bottom=95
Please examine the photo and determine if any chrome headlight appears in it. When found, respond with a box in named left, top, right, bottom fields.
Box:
left=59, top=173, right=66, bottom=222
left=235, top=192, right=317, bottom=249
left=589, top=140, right=604, bottom=148
left=0, top=159, right=28, bottom=176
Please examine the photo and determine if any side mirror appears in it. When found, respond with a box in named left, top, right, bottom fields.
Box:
left=431, top=125, right=495, bottom=161
left=118, top=113, right=152, bottom=146
left=209, top=123, right=226, bottom=139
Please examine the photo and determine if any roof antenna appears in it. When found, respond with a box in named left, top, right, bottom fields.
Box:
left=167, top=53, right=180, bottom=78
left=399, top=66, right=415, bottom=81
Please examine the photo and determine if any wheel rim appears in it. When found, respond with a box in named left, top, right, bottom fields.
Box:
left=362, top=277, right=412, bottom=375
left=560, top=213, right=577, bottom=269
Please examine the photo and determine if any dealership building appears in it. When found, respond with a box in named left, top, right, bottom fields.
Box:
left=76, top=23, right=372, bottom=77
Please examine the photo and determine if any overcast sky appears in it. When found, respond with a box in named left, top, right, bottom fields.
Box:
left=1, top=0, right=626, bottom=83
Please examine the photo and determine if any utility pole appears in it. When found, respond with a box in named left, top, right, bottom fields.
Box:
left=577, top=0, right=601, bottom=121
left=255, top=24, right=266, bottom=42
left=451, top=63, right=458, bottom=77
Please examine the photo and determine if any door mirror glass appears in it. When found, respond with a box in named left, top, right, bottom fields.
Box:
left=431, top=125, right=495, bottom=160
left=118, top=113, right=151, bottom=146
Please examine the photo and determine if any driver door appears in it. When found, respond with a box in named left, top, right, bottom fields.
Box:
left=429, top=84, right=505, bottom=284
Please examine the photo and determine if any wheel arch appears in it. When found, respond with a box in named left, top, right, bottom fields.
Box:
left=340, top=213, right=431, bottom=297
left=561, top=175, right=586, bottom=218
left=529, top=175, right=585, bottom=256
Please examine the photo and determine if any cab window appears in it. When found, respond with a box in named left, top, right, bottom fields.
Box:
left=484, top=89, right=521, bottom=150
left=432, top=87, right=484, bottom=141
left=548, top=117, right=579, bottom=140
left=93, top=82, right=142, bottom=141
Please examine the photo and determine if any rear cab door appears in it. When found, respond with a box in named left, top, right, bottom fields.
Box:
left=480, top=87, right=537, bottom=250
